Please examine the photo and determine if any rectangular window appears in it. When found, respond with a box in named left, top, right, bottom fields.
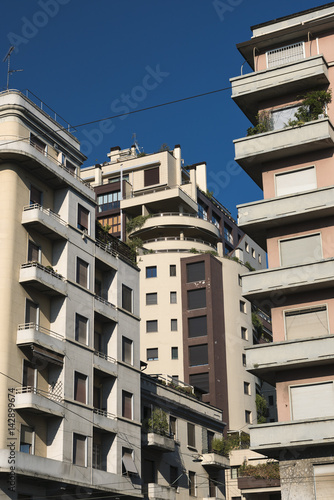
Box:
left=144, top=166, right=159, bottom=186
left=171, top=347, right=178, bottom=359
left=198, top=201, right=207, bottom=220
left=146, top=266, right=157, bottom=278
left=187, top=423, right=195, bottom=448
left=147, top=348, right=158, bottom=361
left=77, top=205, right=89, bottom=232
left=242, top=354, right=247, bottom=367
left=212, top=213, right=220, bottom=229
left=170, top=291, right=177, bottom=304
left=146, top=292, right=157, bottom=305
left=188, top=471, right=196, bottom=496
left=245, top=410, right=252, bottom=424
left=122, top=448, right=137, bottom=474
left=28, top=241, right=40, bottom=262
left=285, top=305, right=329, bottom=340
left=188, top=289, right=206, bottom=310
left=189, top=373, right=209, bottom=394
left=170, top=465, right=179, bottom=488
left=23, top=361, right=36, bottom=388
left=99, top=215, right=121, bottom=234
left=240, top=301, right=246, bottom=313
left=73, top=434, right=87, bottom=467
left=186, top=261, right=205, bottom=282
left=146, top=320, right=158, bottom=333
left=122, top=284, right=132, bottom=313
left=188, top=316, right=207, bottom=337
left=97, top=191, right=121, bottom=212
left=189, top=344, right=208, bottom=366
left=290, top=382, right=334, bottom=421
left=241, top=327, right=248, bottom=340
left=170, top=416, right=177, bottom=438
left=66, top=160, right=76, bottom=175
left=271, top=105, right=299, bottom=130
left=30, top=185, right=42, bottom=205
left=170, top=264, right=176, bottom=277
left=92, top=443, right=102, bottom=470
left=314, top=463, right=334, bottom=499
left=275, top=166, right=317, bottom=197
left=75, top=314, right=88, bottom=344
left=244, top=382, right=251, bottom=395
left=238, top=274, right=242, bottom=286
left=122, top=337, right=133, bottom=364
left=74, top=372, right=87, bottom=404
left=267, top=41, right=304, bottom=68
left=122, top=391, right=133, bottom=419
left=76, top=258, right=89, bottom=288
left=20, top=425, right=34, bottom=454
left=171, top=319, right=178, bottom=331
left=280, top=233, right=321, bottom=267
left=224, top=224, right=233, bottom=245
left=207, top=431, right=215, bottom=452
left=251, top=248, right=255, bottom=259
left=269, top=395, right=274, bottom=406
left=30, top=134, right=47, bottom=155
left=25, top=299, right=39, bottom=325
left=231, top=467, right=239, bottom=479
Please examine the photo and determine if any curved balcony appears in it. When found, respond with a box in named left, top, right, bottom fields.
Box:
left=19, top=262, right=67, bottom=296
left=121, top=185, right=197, bottom=215
left=142, top=236, right=217, bottom=253
left=15, top=386, right=64, bottom=417
left=17, top=323, right=65, bottom=356
left=94, top=295, right=118, bottom=322
left=22, top=204, right=69, bottom=240
left=234, top=118, right=334, bottom=188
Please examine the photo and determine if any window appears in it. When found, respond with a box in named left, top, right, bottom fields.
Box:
left=23, top=361, right=36, bottom=389
left=73, top=433, right=87, bottom=467
left=170, top=264, right=176, bottom=277
left=189, top=344, right=208, bottom=366
left=187, top=423, right=196, bottom=448
left=143, top=459, right=156, bottom=484
left=30, top=185, right=42, bottom=205
left=275, top=166, right=317, bottom=197
left=20, top=425, right=34, bottom=454
left=188, top=316, right=207, bottom=337
left=271, top=105, right=300, bottom=130
left=66, top=159, right=76, bottom=175
left=171, top=347, right=178, bottom=360
left=144, top=166, right=159, bottom=186
left=269, top=395, right=274, bottom=406
left=92, top=443, right=102, bottom=470
left=94, top=331, right=102, bottom=353
left=267, top=41, right=304, bottom=68
left=75, top=314, right=88, bottom=344
left=189, top=373, right=209, bottom=394
left=99, top=215, right=121, bottom=234
left=245, top=410, right=252, bottom=424
left=171, top=319, right=178, bottom=331
left=122, top=448, right=137, bottom=474
left=147, top=348, right=158, bottom=361
left=238, top=274, right=242, bottom=286
left=186, top=261, right=205, bottom=282
left=30, top=134, right=47, bottom=155
left=241, top=327, right=248, bottom=340
left=122, top=391, right=133, bottom=419
left=170, top=291, right=177, bottom=304
left=313, top=463, right=334, bottom=498
left=146, top=292, right=157, bottom=305
left=25, top=300, right=39, bottom=325
left=242, top=354, right=247, bottom=367
left=170, top=465, right=179, bottom=488
left=240, top=301, right=246, bottom=313
left=212, top=213, right=220, bottom=229
left=280, top=233, right=321, bottom=266
left=207, top=431, right=215, bottom=452
left=258, top=254, right=262, bottom=264
left=97, top=191, right=121, bottom=212
left=209, top=478, right=216, bottom=497
left=284, top=305, right=329, bottom=340
left=146, top=320, right=158, bottom=333
left=122, top=284, right=132, bottom=313
left=290, top=382, right=334, bottom=421
left=170, top=416, right=177, bottom=438
left=244, top=382, right=251, bottom=395
left=245, top=242, right=249, bottom=253
left=74, top=372, right=87, bottom=404
left=146, top=266, right=157, bottom=278
left=76, top=258, right=89, bottom=288
left=122, top=337, right=133, bottom=364
left=198, top=201, right=207, bottom=220
left=188, top=289, right=206, bottom=310
left=77, top=205, right=89, bottom=232
left=224, top=224, right=233, bottom=244
left=251, top=248, right=255, bottom=259
left=231, top=467, right=239, bottom=479
left=27, top=241, right=40, bottom=262
left=188, top=471, right=196, bottom=496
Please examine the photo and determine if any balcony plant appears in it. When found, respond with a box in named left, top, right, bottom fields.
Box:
left=287, top=89, right=332, bottom=127
left=247, top=110, right=272, bottom=136
left=126, top=214, right=151, bottom=233
left=147, top=408, right=169, bottom=436
left=256, top=394, right=268, bottom=424
left=239, top=460, right=280, bottom=480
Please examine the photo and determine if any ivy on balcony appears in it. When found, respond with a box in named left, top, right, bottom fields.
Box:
left=239, top=460, right=280, bottom=480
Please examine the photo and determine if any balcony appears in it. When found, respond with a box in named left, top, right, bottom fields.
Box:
left=17, top=323, right=65, bottom=356
left=22, top=204, right=69, bottom=240
left=19, top=262, right=67, bottom=296
left=249, top=416, right=334, bottom=455
left=237, top=185, right=334, bottom=250
left=200, top=453, right=230, bottom=469
left=146, top=483, right=176, bottom=500
left=15, top=386, right=64, bottom=417
left=242, top=258, right=334, bottom=302
left=234, top=118, right=334, bottom=188
left=121, top=185, right=197, bottom=215
left=94, top=295, right=117, bottom=322
left=142, top=432, right=175, bottom=452
left=237, top=476, right=280, bottom=494
left=141, top=236, right=217, bottom=253
left=245, top=335, right=334, bottom=384
left=231, top=54, right=329, bottom=122
left=93, top=351, right=117, bottom=377
left=93, top=408, right=117, bottom=433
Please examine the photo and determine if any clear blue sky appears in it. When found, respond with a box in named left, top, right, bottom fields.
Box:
left=0, top=0, right=329, bottom=218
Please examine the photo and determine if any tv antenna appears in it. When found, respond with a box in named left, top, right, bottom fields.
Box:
left=3, top=46, right=23, bottom=90
left=132, top=132, right=143, bottom=154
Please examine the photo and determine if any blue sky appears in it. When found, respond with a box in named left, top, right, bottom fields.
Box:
left=0, top=0, right=329, bottom=218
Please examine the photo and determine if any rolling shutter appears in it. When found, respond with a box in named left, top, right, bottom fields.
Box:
left=285, top=306, right=329, bottom=340
left=290, top=382, right=334, bottom=420
left=276, top=167, right=317, bottom=196
left=280, top=234, right=321, bottom=266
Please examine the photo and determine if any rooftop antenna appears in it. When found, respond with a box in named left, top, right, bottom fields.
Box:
left=3, top=46, right=23, bottom=90
left=132, top=132, right=143, bottom=154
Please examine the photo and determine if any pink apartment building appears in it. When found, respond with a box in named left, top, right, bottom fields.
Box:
left=231, top=3, right=334, bottom=499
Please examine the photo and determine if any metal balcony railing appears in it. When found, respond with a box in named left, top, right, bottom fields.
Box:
left=94, top=295, right=116, bottom=309
left=23, top=204, right=67, bottom=226
left=21, top=262, right=65, bottom=281
left=142, top=236, right=217, bottom=250
left=16, top=385, right=62, bottom=403
left=93, top=407, right=116, bottom=419
left=94, top=350, right=117, bottom=364
left=18, top=322, right=64, bottom=341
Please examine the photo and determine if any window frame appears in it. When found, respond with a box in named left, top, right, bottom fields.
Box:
left=122, top=284, right=133, bottom=313
left=170, top=291, right=177, bottom=304
left=73, top=433, right=87, bottom=467
left=75, top=313, right=88, bottom=344
left=122, top=336, right=133, bottom=365
left=146, top=266, right=157, bottom=279
left=76, top=257, right=89, bottom=288
left=171, top=318, right=178, bottom=331
left=77, top=204, right=90, bottom=233
left=147, top=348, right=158, bottom=361
left=146, top=292, right=158, bottom=305
left=171, top=347, right=178, bottom=360
left=20, top=425, right=35, bottom=454
left=27, top=240, right=41, bottom=263
left=146, top=320, right=158, bottom=333
left=122, top=391, right=133, bottom=420
left=74, top=371, right=88, bottom=404
left=187, top=422, right=196, bottom=448
left=169, top=264, right=176, bottom=277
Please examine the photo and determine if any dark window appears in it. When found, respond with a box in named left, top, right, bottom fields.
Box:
left=122, top=337, right=132, bottom=364
left=189, top=373, right=209, bottom=394
left=30, top=185, right=42, bottom=205
left=170, top=291, right=177, bottom=304
left=146, top=320, right=158, bottom=333
left=28, top=241, right=40, bottom=262
left=245, top=410, right=251, bottom=424
left=94, top=331, right=102, bottom=352
left=30, top=134, right=46, bottom=154
left=209, top=478, right=216, bottom=497
left=122, top=391, right=133, bottom=419
left=242, top=353, right=246, bottom=367
left=170, top=265, right=176, bottom=277
left=170, top=416, right=177, bottom=437
left=269, top=395, right=274, bottom=406
left=74, top=372, right=87, bottom=404
left=171, top=319, right=178, bottom=331
left=25, top=300, right=38, bottom=325
left=240, top=301, right=246, bottom=313
left=198, top=201, right=207, bottom=220
left=241, top=327, right=248, bottom=340
left=73, top=434, right=86, bottom=466
left=189, top=344, right=208, bottom=366
left=238, top=274, right=242, bottom=286
left=144, top=166, right=159, bottom=186
left=66, top=160, right=76, bottom=175
left=122, top=284, right=132, bottom=313
left=188, top=316, right=207, bottom=337
left=207, top=431, right=215, bottom=452
left=189, top=471, right=196, bottom=496
left=76, top=258, right=88, bottom=288
left=224, top=223, right=233, bottom=245
left=75, top=314, right=88, bottom=344
left=170, top=465, right=179, bottom=488
left=171, top=347, right=178, bottom=359
left=187, top=423, right=195, bottom=448
left=244, top=382, right=251, bottom=395
left=143, top=459, right=156, bottom=484
left=147, top=348, right=158, bottom=361
left=146, top=266, right=157, bottom=278
left=122, top=448, right=137, bottom=474
left=20, top=425, right=34, bottom=454
left=77, top=205, right=89, bottom=232
left=92, top=443, right=102, bottom=470
left=23, top=361, right=36, bottom=388
left=187, top=289, right=206, bottom=310
left=186, top=261, right=205, bottom=282
left=146, top=292, right=157, bottom=305
left=211, top=213, right=220, bottom=229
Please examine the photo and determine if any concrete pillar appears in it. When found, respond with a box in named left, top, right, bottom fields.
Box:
left=189, top=167, right=197, bottom=201
left=94, top=164, right=102, bottom=185
left=217, top=242, right=223, bottom=257
left=174, top=145, right=182, bottom=187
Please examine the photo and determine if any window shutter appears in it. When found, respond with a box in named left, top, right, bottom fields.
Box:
left=146, top=293, right=157, bottom=305
left=314, top=464, right=334, bottom=499
left=122, top=337, right=132, bottom=364
left=280, top=234, right=321, bottom=266
left=188, top=316, right=207, bottom=337
left=189, top=344, right=208, bottom=366
left=25, top=300, right=38, bottom=324
left=73, top=434, right=86, bottom=466
left=189, top=373, right=209, bottom=393
left=122, top=391, right=132, bottom=419
left=144, top=167, right=159, bottom=187
left=276, top=167, right=317, bottom=196
left=75, top=315, right=87, bottom=343
left=74, top=373, right=87, bottom=403
left=77, top=259, right=88, bottom=287
left=285, top=306, right=329, bottom=340
left=186, top=262, right=205, bottom=282
left=78, top=205, right=89, bottom=231
left=291, top=382, right=334, bottom=420
left=187, top=289, right=206, bottom=310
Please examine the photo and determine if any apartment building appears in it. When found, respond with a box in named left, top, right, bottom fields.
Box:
left=0, top=90, right=142, bottom=499
left=231, top=3, right=334, bottom=499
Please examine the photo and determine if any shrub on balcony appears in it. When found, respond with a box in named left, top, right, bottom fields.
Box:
left=287, top=89, right=332, bottom=127
left=247, top=111, right=272, bottom=136
left=239, top=460, right=280, bottom=480
left=126, top=214, right=151, bottom=233
left=147, top=408, right=169, bottom=436
left=256, top=394, right=268, bottom=424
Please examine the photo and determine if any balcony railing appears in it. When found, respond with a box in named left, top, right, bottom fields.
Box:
left=16, top=385, right=62, bottom=403
left=93, top=408, right=116, bottom=419
left=21, top=262, right=65, bottom=281
left=94, top=350, right=117, bottom=364
left=18, top=322, right=64, bottom=341
left=142, top=236, right=217, bottom=250
left=23, top=204, right=67, bottom=226
left=94, top=295, right=116, bottom=309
